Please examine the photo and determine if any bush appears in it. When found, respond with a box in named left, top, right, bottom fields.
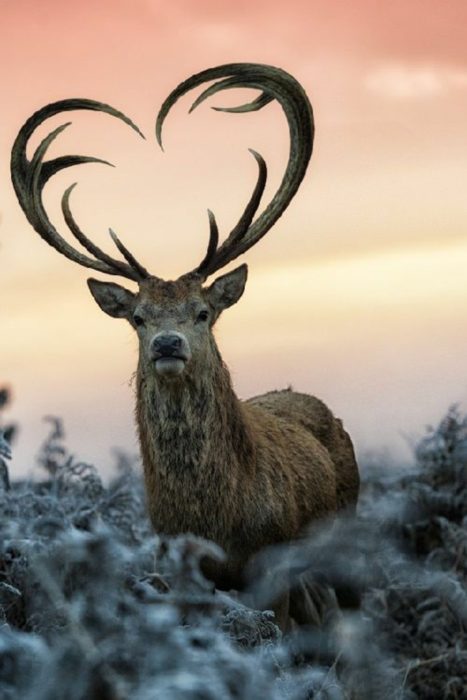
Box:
left=0, top=402, right=465, bottom=699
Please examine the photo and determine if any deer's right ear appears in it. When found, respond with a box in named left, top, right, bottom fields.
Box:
left=87, top=279, right=135, bottom=318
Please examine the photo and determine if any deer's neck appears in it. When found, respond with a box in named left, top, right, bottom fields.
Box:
left=136, top=346, right=255, bottom=479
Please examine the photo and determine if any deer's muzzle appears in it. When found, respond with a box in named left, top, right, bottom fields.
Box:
left=150, top=332, right=191, bottom=377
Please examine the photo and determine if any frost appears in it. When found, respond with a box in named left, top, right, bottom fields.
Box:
left=0, top=390, right=465, bottom=698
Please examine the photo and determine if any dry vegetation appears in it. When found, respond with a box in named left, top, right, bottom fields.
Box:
left=0, top=388, right=466, bottom=699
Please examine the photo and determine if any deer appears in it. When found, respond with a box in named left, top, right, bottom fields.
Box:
left=11, top=63, right=359, bottom=629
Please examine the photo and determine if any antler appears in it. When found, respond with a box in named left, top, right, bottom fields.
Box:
left=156, top=63, right=314, bottom=279
left=12, top=65, right=313, bottom=283
left=11, top=99, right=150, bottom=282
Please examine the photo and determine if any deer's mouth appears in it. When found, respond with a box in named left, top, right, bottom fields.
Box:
left=150, top=332, right=191, bottom=378
left=154, top=355, right=188, bottom=377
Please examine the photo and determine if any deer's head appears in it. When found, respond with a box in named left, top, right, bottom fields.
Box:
left=11, top=64, right=314, bottom=381
left=87, top=267, right=248, bottom=379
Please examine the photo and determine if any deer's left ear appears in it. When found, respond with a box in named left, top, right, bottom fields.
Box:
left=206, top=264, right=248, bottom=315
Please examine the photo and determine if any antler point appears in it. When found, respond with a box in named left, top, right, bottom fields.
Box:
left=155, top=131, right=165, bottom=151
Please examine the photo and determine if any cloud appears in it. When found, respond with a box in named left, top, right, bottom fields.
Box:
left=365, top=63, right=467, bottom=99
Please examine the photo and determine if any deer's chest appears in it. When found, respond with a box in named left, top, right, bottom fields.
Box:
left=143, top=447, right=238, bottom=546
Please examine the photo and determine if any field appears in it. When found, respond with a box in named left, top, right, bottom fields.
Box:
left=0, top=389, right=466, bottom=699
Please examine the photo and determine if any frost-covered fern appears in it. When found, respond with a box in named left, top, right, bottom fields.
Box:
left=0, top=393, right=465, bottom=699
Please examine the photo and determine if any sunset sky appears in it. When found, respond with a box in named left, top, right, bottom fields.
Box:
left=1, top=0, right=467, bottom=473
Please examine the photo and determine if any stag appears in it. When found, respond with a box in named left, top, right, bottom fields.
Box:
left=11, top=64, right=359, bottom=628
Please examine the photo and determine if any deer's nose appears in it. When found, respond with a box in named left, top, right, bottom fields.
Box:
left=152, top=333, right=183, bottom=357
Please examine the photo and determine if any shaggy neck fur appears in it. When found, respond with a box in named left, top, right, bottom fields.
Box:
left=135, top=338, right=256, bottom=544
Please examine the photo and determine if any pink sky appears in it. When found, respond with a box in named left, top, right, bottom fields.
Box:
left=2, top=0, right=467, bottom=473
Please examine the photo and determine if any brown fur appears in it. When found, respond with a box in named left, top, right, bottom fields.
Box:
left=12, top=62, right=358, bottom=628
left=89, top=272, right=360, bottom=624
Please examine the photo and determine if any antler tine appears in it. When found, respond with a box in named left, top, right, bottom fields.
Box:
left=61, top=184, right=129, bottom=274
left=201, top=149, right=267, bottom=276
left=191, top=149, right=267, bottom=278
left=108, top=228, right=151, bottom=279
left=11, top=99, right=148, bottom=282
left=156, top=63, right=314, bottom=279
left=196, top=210, right=219, bottom=276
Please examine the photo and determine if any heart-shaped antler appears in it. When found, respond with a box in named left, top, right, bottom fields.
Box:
left=156, top=63, right=314, bottom=280
left=11, top=99, right=150, bottom=282
left=11, top=64, right=314, bottom=283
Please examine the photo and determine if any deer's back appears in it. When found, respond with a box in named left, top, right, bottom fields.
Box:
left=246, top=388, right=359, bottom=513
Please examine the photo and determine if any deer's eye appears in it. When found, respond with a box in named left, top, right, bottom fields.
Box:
left=196, top=309, right=209, bottom=323
left=133, top=314, right=145, bottom=327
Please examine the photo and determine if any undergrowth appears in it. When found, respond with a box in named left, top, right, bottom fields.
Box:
left=0, top=390, right=465, bottom=699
